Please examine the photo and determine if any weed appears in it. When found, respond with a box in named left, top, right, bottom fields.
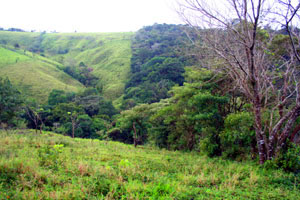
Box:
left=38, top=144, right=64, bottom=170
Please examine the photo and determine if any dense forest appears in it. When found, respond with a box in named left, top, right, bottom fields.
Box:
left=122, top=24, right=195, bottom=108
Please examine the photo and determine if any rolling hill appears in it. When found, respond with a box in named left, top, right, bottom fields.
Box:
left=0, top=31, right=133, bottom=103
left=0, top=47, right=84, bottom=102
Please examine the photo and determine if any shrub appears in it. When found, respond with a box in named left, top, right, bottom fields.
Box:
left=274, top=142, right=300, bottom=173
left=199, top=127, right=221, bottom=157
left=220, top=112, right=255, bottom=159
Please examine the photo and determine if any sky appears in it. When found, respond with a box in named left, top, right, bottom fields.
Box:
left=0, top=0, right=182, bottom=33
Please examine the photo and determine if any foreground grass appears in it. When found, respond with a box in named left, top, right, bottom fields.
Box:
left=0, top=130, right=299, bottom=199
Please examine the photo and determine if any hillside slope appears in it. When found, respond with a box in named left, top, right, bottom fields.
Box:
left=0, top=47, right=84, bottom=102
left=0, top=31, right=133, bottom=101
left=0, top=130, right=298, bottom=199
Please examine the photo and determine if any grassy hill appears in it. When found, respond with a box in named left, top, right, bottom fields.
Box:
left=0, top=47, right=84, bottom=102
left=0, top=130, right=298, bottom=199
left=0, top=31, right=133, bottom=102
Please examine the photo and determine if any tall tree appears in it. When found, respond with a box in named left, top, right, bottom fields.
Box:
left=116, top=104, right=154, bottom=147
left=177, top=0, right=300, bottom=164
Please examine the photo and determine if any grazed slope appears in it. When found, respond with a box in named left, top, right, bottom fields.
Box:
left=42, top=33, right=133, bottom=101
left=0, top=47, right=84, bottom=102
left=0, top=130, right=298, bottom=199
left=0, top=31, right=133, bottom=101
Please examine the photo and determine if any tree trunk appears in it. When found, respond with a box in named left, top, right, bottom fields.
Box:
left=39, top=122, right=43, bottom=134
left=187, top=129, right=195, bottom=151
left=253, top=95, right=267, bottom=164
left=72, top=119, right=75, bottom=138
left=35, top=120, right=38, bottom=134
left=133, top=122, right=137, bottom=148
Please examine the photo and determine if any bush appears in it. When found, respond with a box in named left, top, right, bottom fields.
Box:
left=55, top=125, right=68, bottom=135
left=274, top=142, right=300, bottom=173
left=108, top=128, right=125, bottom=141
left=199, top=127, right=221, bottom=157
left=220, top=112, right=255, bottom=159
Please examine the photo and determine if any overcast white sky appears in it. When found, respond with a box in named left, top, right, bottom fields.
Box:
left=0, top=0, right=182, bottom=32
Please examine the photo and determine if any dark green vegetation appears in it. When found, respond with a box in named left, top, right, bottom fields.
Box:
left=123, top=24, right=194, bottom=108
left=1, top=130, right=299, bottom=199
left=0, top=78, right=23, bottom=126
left=111, top=68, right=270, bottom=160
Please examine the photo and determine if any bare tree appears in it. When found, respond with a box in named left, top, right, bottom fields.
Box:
left=25, top=106, right=44, bottom=134
left=68, top=112, right=78, bottom=138
left=177, top=0, right=300, bottom=164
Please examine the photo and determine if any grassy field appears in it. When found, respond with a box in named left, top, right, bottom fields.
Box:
left=0, top=31, right=133, bottom=102
left=0, top=47, right=30, bottom=66
left=0, top=47, right=84, bottom=102
left=0, top=130, right=299, bottom=199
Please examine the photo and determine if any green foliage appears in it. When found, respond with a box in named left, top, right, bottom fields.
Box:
left=43, top=88, right=118, bottom=139
left=115, top=68, right=230, bottom=153
left=124, top=57, right=185, bottom=105
left=63, top=63, right=99, bottom=87
left=0, top=77, right=23, bottom=126
left=114, top=104, right=154, bottom=145
left=124, top=24, right=194, bottom=105
left=92, top=117, right=108, bottom=131
left=51, top=102, right=84, bottom=124
left=48, top=89, right=75, bottom=106
left=75, top=89, right=118, bottom=117
left=221, top=112, right=256, bottom=159
left=130, top=24, right=194, bottom=73
left=107, top=128, right=126, bottom=142
left=75, top=114, right=95, bottom=138
left=148, top=69, right=227, bottom=153
left=273, top=142, right=300, bottom=172
left=199, top=127, right=222, bottom=157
